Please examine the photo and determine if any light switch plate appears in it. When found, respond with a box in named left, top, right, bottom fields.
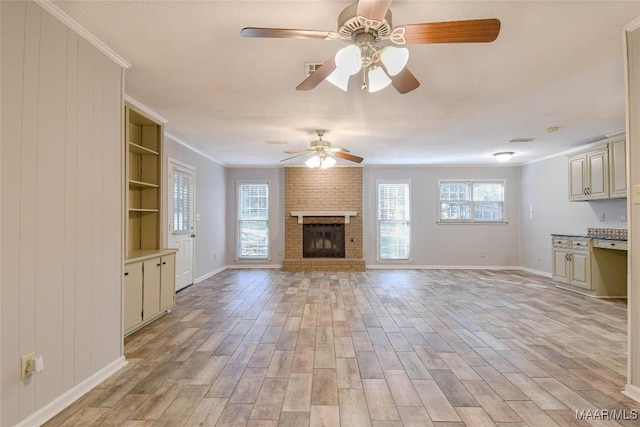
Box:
left=21, top=353, right=35, bottom=380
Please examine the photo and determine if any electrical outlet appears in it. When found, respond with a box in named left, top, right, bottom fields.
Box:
left=480, top=250, right=486, bottom=257
left=599, top=213, right=605, bottom=222
left=21, top=353, right=35, bottom=380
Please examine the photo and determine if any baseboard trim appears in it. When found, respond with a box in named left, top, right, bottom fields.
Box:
left=16, top=356, right=128, bottom=427
left=226, top=264, right=282, bottom=269
left=623, top=384, right=640, bottom=403
left=518, top=266, right=552, bottom=277
left=366, top=264, right=524, bottom=270
left=195, top=266, right=227, bottom=283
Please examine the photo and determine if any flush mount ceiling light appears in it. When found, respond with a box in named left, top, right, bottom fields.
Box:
left=241, top=1, right=500, bottom=94
left=494, top=152, right=514, bottom=161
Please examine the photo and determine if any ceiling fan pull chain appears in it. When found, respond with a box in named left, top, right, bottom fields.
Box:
left=362, top=72, right=367, bottom=90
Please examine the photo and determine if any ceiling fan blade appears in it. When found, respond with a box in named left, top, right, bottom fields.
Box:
left=401, top=18, right=501, bottom=44
left=241, top=27, right=333, bottom=40
left=357, top=0, right=392, bottom=22
left=296, top=55, right=337, bottom=91
left=333, top=151, right=363, bottom=163
left=281, top=152, right=311, bottom=162
left=390, top=68, right=420, bottom=94
left=330, top=147, right=351, bottom=153
left=284, top=149, right=311, bottom=154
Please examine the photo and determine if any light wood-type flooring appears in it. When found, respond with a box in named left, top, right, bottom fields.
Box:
left=45, top=269, right=640, bottom=426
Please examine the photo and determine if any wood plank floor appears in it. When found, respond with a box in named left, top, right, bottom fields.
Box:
left=44, top=269, right=640, bottom=427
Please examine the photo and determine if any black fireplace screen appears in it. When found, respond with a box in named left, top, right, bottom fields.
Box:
left=303, top=223, right=345, bottom=258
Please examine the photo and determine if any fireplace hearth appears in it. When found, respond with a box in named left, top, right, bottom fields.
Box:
left=303, top=223, right=345, bottom=258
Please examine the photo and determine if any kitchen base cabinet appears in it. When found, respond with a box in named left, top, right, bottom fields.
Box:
left=124, top=250, right=177, bottom=336
left=552, top=236, right=591, bottom=290
left=551, top=235, right=627, bottom=298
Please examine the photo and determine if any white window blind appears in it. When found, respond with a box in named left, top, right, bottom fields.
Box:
left=172, top=168, right=194, bottom=234
left=377, top=181, right=410, bottom=260
left=439, top=180, right=505, bottom=222
left=238, top=182, right=269, bottom=259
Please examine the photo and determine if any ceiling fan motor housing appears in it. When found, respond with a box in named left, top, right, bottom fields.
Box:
left=337, top=3, right=393, bottom=44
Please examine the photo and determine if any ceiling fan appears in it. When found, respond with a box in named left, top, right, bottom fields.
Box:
left=281, top=130, right=363, bottom=168
left=241, top=0, right=500, bottom=94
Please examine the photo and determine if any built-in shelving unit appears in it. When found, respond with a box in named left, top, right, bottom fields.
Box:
left=124, top=102, right=176, bottom=335
left=126, top=105, right=162, bottom=255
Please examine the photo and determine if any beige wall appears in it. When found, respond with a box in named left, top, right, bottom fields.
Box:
left=1, top=2, right=124, bottom=424
left=283, top=167, right=364, bottom=271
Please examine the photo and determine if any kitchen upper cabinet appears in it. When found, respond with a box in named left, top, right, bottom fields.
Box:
left=568, top=131, right=626, bottom=201
left=608, top=131, right=627, bottom=198
left=569, top=147, right=609, bottom=201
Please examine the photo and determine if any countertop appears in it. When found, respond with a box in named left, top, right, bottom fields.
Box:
left=551, top=233, right=627, bottom=241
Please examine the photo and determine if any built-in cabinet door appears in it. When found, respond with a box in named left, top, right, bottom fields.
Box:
left=569, top=156, right=587, bottom=201
left=609, top=136, right=627, bottom=198
left=570, top=251, right=592, bottom=289
left=142, top=258, right=161, bottom=321
left=124, top=262, right=143, bottom=332
left=552, top=249, right=570, bottom=284
left=586, top=150, right=609, bottom=199
left=160, top=254, right=176, bottom=311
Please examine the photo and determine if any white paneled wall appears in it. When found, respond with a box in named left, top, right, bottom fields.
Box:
left=1, top=2, right=124, bottom=425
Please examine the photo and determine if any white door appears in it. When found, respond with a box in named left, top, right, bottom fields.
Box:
left=168, top=160, right=195, bottom=291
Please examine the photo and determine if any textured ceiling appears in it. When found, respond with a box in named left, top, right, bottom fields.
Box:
left=53, top=1, right=640, bottom=166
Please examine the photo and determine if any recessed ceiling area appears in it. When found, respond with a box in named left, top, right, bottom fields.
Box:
left=53, top=1, right=639, bottom=166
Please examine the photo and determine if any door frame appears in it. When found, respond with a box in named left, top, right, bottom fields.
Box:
left=167, top=157, right=196, bottom=289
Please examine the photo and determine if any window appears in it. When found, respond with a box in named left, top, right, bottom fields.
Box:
left=172, top=166, right=194, bottom=234
left=237, top=181, right=269, bottom=259
left=377, top=181, right=410, bottom=260
left=439, top=180, right=506, bottom=223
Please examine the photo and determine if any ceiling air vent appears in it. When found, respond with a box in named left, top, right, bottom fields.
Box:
left=304, top=62, right=324, bottom=77
left=508, top=137, right=534, bottom=143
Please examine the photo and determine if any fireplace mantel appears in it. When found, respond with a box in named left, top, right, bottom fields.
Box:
left=291, top=211, right=358, bottom=224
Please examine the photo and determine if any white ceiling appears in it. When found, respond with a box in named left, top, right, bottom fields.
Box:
left=53, top=0, right=639, bottom=166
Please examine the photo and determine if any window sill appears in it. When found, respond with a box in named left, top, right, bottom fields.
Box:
left=436, top=221, right=508, bottom=225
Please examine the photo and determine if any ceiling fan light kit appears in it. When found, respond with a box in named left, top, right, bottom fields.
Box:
left=241, top=0, right=500, bottom=94
left=306, top=154, right=336, bottom=169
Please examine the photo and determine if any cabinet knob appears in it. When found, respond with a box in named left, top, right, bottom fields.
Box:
left=162, top=261, right=167, bottom=265
left=157, top=263, right=161, bottom=267
left=191, top=234, right=196, bottom=238
left=124, top=272, right=129, bottom=276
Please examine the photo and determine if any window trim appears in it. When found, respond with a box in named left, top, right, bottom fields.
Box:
left=376, top=179, right=411, bottom=261
left=437, top=179, right=507, bottom=224
left=236, top=180, right=270, bottom=260
left=170, top=163, right=195, bottom=235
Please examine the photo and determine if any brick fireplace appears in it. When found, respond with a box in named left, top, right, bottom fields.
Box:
left=282, top=167, right=365, bottom=272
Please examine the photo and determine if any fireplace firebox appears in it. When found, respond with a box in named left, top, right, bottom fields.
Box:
left=303, top=223, right=345, bottom=258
